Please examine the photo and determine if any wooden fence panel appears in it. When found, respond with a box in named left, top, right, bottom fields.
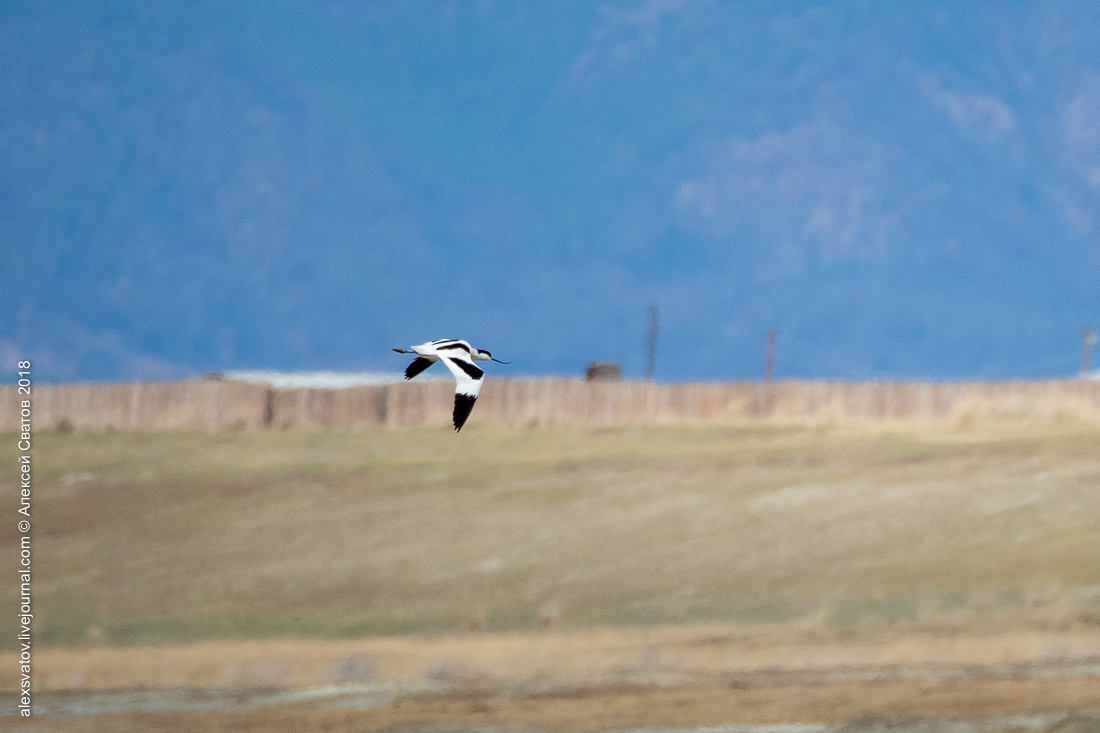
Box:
left=4, top=378, right=1100, bottom=431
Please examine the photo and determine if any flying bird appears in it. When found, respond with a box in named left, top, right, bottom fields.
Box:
left=392, top=339, right=509, bottom=431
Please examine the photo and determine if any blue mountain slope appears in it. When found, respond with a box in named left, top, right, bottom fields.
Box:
left=2, top=1, right=1099, bottom=381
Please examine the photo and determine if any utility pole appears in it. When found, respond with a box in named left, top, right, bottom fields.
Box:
left=763, top=328, right=777, bottom=383
left=646, top=304, right=658, bottom=381
left=755, top=328, right=777, bottom=417
left=1083, top=328, right=1096, bottom=376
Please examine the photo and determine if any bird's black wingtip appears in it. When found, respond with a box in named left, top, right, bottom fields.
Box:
left=453, top=392, right=477, bottom=432
left=404, top=357, right=434, bottom=381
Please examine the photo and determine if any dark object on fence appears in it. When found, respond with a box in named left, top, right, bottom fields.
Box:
left=263, top=388, right=276, bottom=427
left=586, top=362, right=622, bottom=381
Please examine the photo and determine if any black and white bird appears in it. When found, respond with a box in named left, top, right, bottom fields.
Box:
left=392, top=339, right=509, bottom=432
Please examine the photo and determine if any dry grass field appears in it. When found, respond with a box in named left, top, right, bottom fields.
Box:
left=2, top=421, right=1100, bottom=729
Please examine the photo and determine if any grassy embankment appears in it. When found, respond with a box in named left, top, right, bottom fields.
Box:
left=1, top=422, right=1099, bottom=648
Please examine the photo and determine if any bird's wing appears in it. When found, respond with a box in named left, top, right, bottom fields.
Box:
left=435, top=340, right=473, bottom=356
left=404, top=357, right=436, bottom=380
left=439, top=354, right=485, bottom=431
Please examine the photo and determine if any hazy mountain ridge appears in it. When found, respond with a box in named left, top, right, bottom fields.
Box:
left=3, top=1, right=1099, bottom=381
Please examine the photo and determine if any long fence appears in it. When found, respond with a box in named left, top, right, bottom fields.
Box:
left=4, top=377, right=1100, bottom=431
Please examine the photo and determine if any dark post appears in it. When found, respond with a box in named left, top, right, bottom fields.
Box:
left=646, top=303, right=658, bottom=381
left=263, top=387, right=275, bottom=427
left=764, top=328, right=777, bottom=383
left=759, top=328, right=777, bottom=416
left=1083, top=328, right=1096, bottom=376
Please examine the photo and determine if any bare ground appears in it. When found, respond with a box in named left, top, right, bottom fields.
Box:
left=2, top=423, right=1100, bottom=729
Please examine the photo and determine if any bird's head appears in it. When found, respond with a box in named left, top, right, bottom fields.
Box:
left=474, top=349, right=510, bottom=364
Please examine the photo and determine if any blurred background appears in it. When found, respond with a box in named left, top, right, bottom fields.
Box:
left=3, top=3, right=1100, bottom=731
left=4, top=1, right=1100, bottom=382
